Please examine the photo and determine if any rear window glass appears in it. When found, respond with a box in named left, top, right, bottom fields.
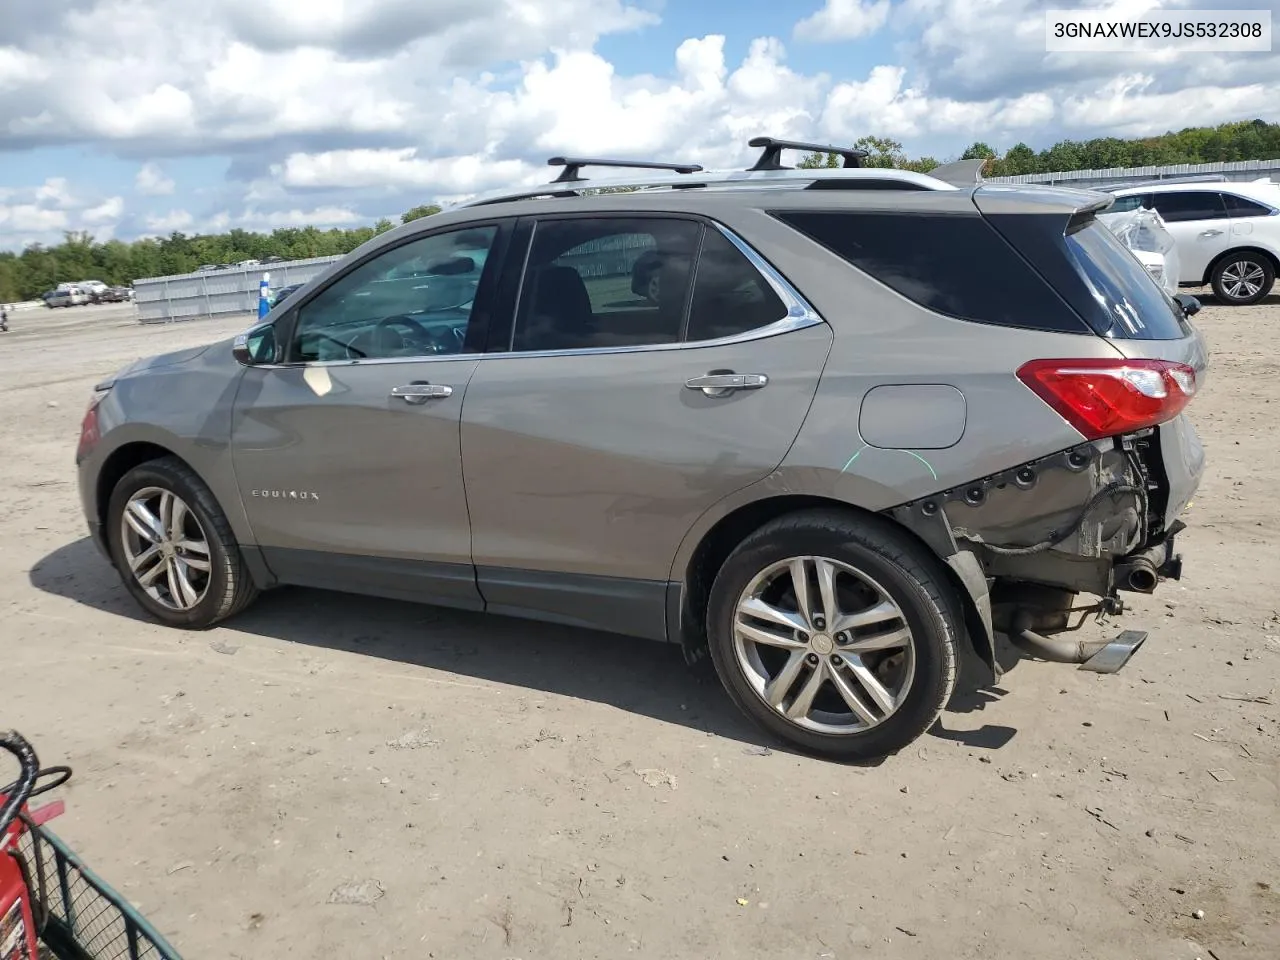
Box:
left=1063, top=220, right=1189, bottom=340
left=1224, top=192, right=1277, bottom=217
left=771, top=210, right=1086, bottom=333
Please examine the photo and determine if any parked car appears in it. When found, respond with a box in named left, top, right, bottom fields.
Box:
left=90, top=285, right=134, bottom=304
left=45, top=288, right=89, bottom=308
left=1107, top=178, right=1280, bottom=304
left=267, top=282, right=303, bottom=307
left=1097, top=206, right=1181, bottom=296
left=74, top=141, right=1207, bottom=759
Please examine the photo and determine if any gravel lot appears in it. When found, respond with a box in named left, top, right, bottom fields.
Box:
left=1, top=297, right=1277, bottom=959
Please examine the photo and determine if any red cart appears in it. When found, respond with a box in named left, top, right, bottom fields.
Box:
left=1, top=730, right=183, bottom=960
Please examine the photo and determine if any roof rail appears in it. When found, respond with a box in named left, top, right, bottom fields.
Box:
left=747, top=137, right=868, bottom=171
left=459, top=166, right=958, bottom=208
left=548, top=156, right=704, bottom=184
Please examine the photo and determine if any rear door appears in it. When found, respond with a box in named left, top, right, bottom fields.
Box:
left=459, top=214, right=833, bottom=639
left=1148, top=191, right=1233, bottom=282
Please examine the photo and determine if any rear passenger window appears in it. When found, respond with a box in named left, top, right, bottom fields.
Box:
left=1150, top=191, right=1228, bottom=222
left=1224, top=193, right=1276, bottom=217
left=512, top=218, right=699, bottom=352
left=773, top=210, right=1084, bottom=332
left=685, top=229, right=787, bottom=341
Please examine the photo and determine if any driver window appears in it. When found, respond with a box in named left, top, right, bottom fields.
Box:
left=291, top=226, right=498, bottom=362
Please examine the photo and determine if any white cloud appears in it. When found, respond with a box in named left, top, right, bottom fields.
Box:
left=234, top=206, right=365, bottom=229
left=83, top=196, right=125, bottom=223
left=794, top=0, right=891, bottom=42
left=0, top=204, right=67, bottom=233
left=35, top=177, right=74, bottom=208
left=1, top=0, right=1279, bottom=250
left=135, top=162, right=175, bottom=195
left=275, top=148, right=535, bottom=193
left=145, top=209, right=194, bottom=232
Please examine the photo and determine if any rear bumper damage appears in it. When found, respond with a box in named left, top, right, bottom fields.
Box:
left=888, top=427, right=1193, bottom=678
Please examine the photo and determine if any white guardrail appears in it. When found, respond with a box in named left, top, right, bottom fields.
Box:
left=987, top=157, right=1280, bottom=188
left=132, top=256, right=343, bottom=324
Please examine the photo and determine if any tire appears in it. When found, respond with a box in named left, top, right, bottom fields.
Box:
left=1210, top=253, right=1275, bottom=305
left=706, top=509, right=960, bottom=760
left=106, top=456, right=258, bottom=628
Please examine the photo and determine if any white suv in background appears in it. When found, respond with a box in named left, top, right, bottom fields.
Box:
left=1108, top=179, right=1280, bottom=305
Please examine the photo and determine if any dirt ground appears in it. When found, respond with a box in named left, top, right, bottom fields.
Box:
left=1, top=297, right=1277, bottom=960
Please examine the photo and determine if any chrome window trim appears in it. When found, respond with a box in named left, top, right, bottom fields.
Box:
left=247, top=222, right=824, bottom=370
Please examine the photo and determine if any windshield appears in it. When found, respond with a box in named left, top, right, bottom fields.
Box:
left=1064, top=220, right=1189, bottom=340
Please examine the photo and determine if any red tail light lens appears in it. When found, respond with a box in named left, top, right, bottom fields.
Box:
left=75, top=388, right=109, bottom=461
left=1016, top=358, right=1197, bottom=440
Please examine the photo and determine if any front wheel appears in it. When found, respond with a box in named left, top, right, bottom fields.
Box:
left=1210, top=254, right=1275, bottom=305
left=106, top=456, right=258, bottom=627
left=706, top=510, right=960, bottom=760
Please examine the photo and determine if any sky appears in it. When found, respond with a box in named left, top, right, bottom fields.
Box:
left=1, top=0, right=1278, bottom=251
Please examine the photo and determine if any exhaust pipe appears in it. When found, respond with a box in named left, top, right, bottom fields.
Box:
left=1115, top=540, right=1182, bottom=594
left=1008, top=611, right=1147, bottom=673
left=1121, top=557, right=1158, bottom=593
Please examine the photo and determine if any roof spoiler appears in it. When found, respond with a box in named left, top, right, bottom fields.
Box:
left=927, top=158, right=987, bottom=186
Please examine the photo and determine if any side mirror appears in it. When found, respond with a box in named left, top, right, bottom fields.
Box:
left=233, top=322, right=278, bottom=365
left=1173, top=293, right=1201, bottom=317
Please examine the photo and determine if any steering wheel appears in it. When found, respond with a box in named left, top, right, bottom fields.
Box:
left=369, top=314, right=434, bottom=353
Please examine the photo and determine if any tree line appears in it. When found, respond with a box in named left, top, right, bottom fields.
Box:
left=798, top=119, right=1280, bottom=177
left=3, top=118, right=1279, bottom=302
left=0, top=203, right=440, bottom=304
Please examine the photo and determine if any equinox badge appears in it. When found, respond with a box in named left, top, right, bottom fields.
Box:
left=251, top=489, right=320, bottom=501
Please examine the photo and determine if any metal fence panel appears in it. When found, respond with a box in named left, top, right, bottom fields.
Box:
left=986, top=157, right=1280, bottom=188
left=133, top=256, right=344, bottom=323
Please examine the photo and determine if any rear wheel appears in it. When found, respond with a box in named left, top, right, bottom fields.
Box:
left=106, top=456, right=258, bottom=627
left=1210, top=254, right=1275, bottom=305
left=706, top=510, right=960, bottom=760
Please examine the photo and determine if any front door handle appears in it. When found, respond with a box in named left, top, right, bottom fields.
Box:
left=1199, top=228, right=1224, bottom=238
left=391, top=382, right=453, bottom=404
left=685, top=372, right=769, bottom=398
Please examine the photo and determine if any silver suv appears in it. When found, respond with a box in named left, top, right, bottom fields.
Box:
left=75, top=139, right=1207, bottom=759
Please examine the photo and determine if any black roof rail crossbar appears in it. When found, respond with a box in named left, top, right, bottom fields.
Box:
left=748, top=137, right=868, bottom=171
left=548, top=157, right=704, bottom=184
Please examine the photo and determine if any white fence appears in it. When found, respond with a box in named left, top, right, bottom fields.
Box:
left=986, top=157, right=1280, bottom=189
left=132, top=256, right=343, bottom=324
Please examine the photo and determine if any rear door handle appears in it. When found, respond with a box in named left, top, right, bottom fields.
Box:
left=391, top=382, right=453, bottom=404
left=685, top=372, right=768, bottom=397
left=1199, top=229, right=1224, bottom=238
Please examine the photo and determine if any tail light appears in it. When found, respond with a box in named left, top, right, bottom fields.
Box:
left=75, top=382, right=112, bottom=461
left=1016, top=358, right=1197, bottom=440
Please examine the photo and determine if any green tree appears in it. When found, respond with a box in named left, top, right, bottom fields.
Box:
left=401, top=204, right=441, bottom=224
left=960, top=142, right=997, bottom=160
left=797, top=151, right=840, bottom=168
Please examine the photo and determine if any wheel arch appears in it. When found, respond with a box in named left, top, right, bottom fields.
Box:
left=671, top=494, right=996, bottom=678
left=94, top=442, right=198, bottom=551
left=1202, top=245, right=1280, bottom=286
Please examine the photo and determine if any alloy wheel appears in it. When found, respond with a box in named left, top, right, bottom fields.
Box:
left=120, top=486, right=212, bottom=611
left=1219, top=259, right=1267, bottom=301
left=732, top=556, right=916, bottom=735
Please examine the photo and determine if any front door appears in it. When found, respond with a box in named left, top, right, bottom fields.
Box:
left=231, top=220, right=511, bottom=609
left=460, top=214, right=833, bottom=638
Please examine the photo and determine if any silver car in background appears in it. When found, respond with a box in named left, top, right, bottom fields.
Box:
left=74, top=140, right=1207, bottom=759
